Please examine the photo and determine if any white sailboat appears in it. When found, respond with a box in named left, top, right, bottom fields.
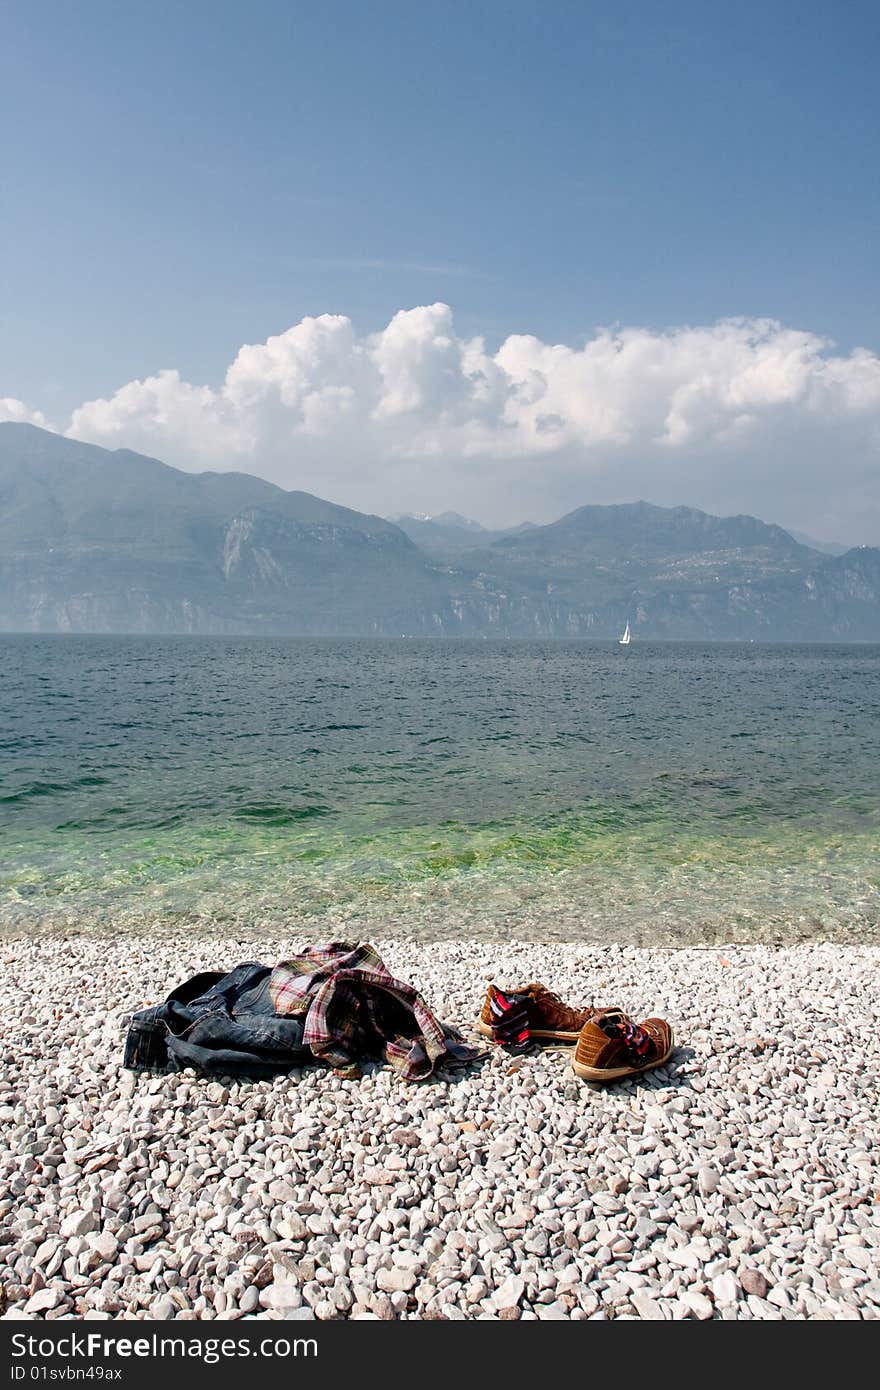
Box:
left=618, top=620, right=632, bottom=646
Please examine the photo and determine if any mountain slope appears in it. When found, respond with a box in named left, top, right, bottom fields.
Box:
left=0, top=425, right=573, bottom=636
left=449, top=500, right=832, bottom=632
left=0, top=424, right=397, bottom=549
left=0, top=424, right=877, bottom=638
left=0, top=425, right=453, bottom=633
left=465, top=500, right=816, bottom=584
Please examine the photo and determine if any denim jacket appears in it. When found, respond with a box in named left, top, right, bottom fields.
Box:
left=123, top=962, right=310, bottom=1077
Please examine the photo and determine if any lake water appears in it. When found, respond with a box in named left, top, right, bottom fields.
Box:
left=1, top=636, right=878, bottom=943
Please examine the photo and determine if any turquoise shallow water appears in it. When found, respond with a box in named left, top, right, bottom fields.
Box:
left=1, top=636, right=878, bottom=942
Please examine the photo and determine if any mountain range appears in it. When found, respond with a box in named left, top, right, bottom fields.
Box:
left=1, top=422, right=877, bottom=639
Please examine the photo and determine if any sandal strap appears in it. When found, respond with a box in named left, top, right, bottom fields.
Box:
left=488, top=988, right=531, bottom=1053
left=594, top=1009, right=655, bottom=1064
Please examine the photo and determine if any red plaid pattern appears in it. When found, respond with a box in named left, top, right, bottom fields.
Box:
left=269, top=941, right=483, bottom=1081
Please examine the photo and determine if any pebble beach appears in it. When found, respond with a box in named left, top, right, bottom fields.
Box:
left=2, top=934, right=878, bottom=1322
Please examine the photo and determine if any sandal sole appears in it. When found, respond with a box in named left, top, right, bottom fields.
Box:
left=477, top=1019, right=583, bottom=1044
left=571, top=1034, right=675, bottom=1082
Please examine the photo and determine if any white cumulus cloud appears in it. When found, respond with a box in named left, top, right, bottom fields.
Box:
left=19, top=304, right=880, bottom=542
left=0, top=397, right=49, bottom=428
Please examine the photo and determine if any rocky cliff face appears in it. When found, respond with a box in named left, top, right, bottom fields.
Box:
left=1, top=424, right=878, bottom=639
left=583, top=546, right=880, bottom=640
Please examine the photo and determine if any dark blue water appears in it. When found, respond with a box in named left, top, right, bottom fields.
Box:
left=1, top=637, right=878, bottom=942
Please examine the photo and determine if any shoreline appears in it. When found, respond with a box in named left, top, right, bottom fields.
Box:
left=2, top=935, right=878, bottom=1321
left=3, top=875, right=878, bottom=946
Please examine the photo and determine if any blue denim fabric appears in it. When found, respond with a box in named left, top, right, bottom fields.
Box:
left=123, top=962, right=310, bottom=1077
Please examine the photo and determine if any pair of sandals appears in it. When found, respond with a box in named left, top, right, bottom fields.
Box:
left=478, top=981, right=674, bottom=1082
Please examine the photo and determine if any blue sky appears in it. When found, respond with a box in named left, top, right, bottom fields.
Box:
left=2, top=1, right=879, bottom=539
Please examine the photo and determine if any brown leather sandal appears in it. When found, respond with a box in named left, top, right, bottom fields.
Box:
left=479, top=981, right=599, bottom=1049
left=572, top=1008, right=674, bottom=1082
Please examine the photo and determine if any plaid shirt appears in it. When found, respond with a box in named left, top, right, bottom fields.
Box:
left=269, top=941, right=483, bottom=1080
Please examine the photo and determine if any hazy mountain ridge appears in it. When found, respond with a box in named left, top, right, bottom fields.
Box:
left=1, top=424, right=877, bottom=638
left=390, top=510, right=533, bottom=555
left=785, top=528, right=850, bottom=556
